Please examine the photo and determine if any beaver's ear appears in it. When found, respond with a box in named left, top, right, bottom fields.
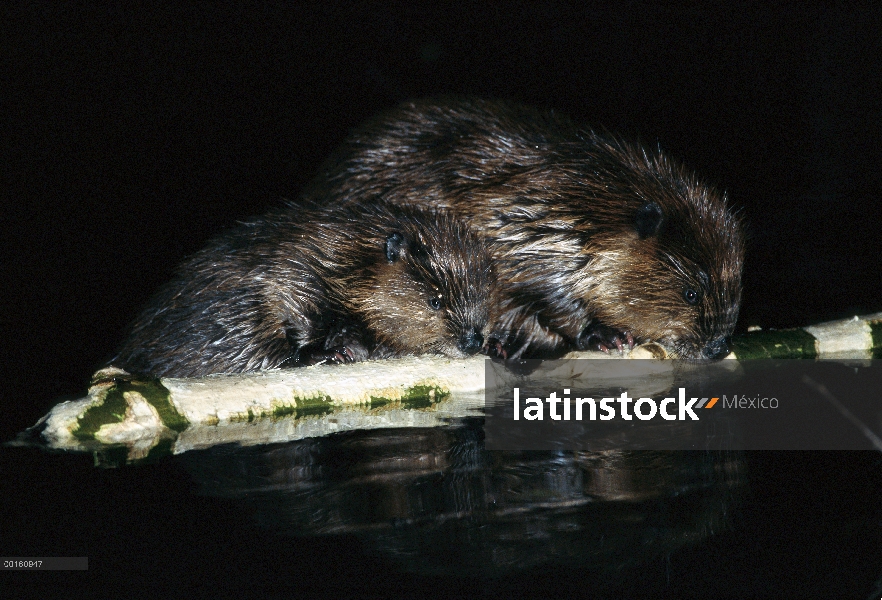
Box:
left=635, top=201, right=664, bottom=239
left=384, top=232, right=407, bottom=263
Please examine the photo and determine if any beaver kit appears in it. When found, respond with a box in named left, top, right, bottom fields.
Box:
left=111, top=201, right=497, bottom=378
left=300, top=97, right=745, bottom=360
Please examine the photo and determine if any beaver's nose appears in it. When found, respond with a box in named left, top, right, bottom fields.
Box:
left=459, top=327, right=484, bottom=355
left=703, top=337, right=730, bottom=360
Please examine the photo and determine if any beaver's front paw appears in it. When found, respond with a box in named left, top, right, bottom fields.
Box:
left=577, top=323, right=635, bottom=354
left=323, top=322, right=371, bottom=362
left=299, top=345, right=361, bottom=366
left=482, top=337, right=509, bottom=360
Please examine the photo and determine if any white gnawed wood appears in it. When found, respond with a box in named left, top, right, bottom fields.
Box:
left=804, top=313, right=880, bottom=359
left=731, top=312, right=882, bottom=359
left=33, top=346, right=663, bottom=457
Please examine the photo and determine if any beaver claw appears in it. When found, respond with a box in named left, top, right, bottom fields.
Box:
left=301, top=345, right=359, bottom=366
left=482, top=337, right=509, bottom=360
left=293, top=327, right=369, bottom=365
left=577, top=324, right=635, bottom=354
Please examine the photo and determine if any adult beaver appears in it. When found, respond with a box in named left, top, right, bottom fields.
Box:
left=299, top=97, right=745, bottom=360
left=111, top=201, right=497, bottom=378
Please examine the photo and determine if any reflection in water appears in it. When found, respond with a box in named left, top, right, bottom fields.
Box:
left=181, top=418, right=744, bottom=578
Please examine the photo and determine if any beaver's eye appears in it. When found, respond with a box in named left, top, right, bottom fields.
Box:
left=429, top=297, right=442, bottom=310
left=683, top=287, right=700, bottom=305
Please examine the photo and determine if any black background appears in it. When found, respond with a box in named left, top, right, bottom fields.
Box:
left=4, top=4, right=882, bottom=597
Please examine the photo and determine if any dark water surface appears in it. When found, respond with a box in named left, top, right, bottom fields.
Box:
left=3, top=421, right=882, bottom=598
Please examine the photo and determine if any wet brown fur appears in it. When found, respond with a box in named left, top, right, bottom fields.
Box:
left=299, top=97, right=745, bottom=359
left=111, top=201, right=497, bottom=377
